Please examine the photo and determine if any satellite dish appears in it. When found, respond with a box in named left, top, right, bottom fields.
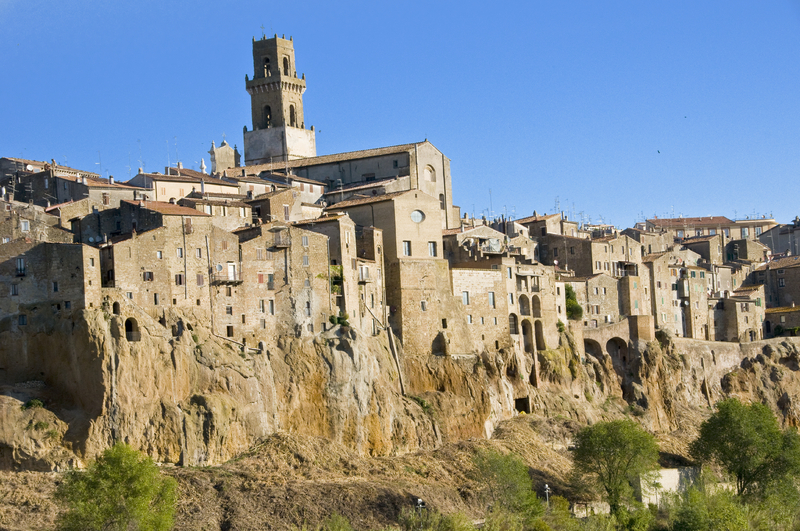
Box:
left=553, top=260, right=559, bottom=266
left=26, top=164, right=33, bottom=171
left=88, top=237, right=95, bottom=242
left=215, top=264, right=223, bottom=272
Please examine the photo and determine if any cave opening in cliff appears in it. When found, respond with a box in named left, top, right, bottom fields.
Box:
left=514, top=397, right=530, bottom=414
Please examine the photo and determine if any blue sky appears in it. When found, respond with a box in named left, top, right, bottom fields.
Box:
left=2, top=1, right=799, bottom=227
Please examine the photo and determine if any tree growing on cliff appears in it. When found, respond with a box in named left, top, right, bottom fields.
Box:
left=571, top=419, right=660, bottom=517
left=690, top=397, right=800, bottom=498
left=56, top=443, right=177, bottom=531
left=565, top=285, right=583, bottom=321
left=473, top=448, right=544, bottom=527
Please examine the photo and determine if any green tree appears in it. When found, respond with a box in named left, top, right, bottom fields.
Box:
left=56, top=443, right=177, bottom=531
left=669, top=488, right=748, bottom=531
left=571, top=419, right=660, bottom=517
left=473, top=448, right=544, bottom=526
left=565, top=285, right=583, bottom=321
left=689, top=398, right=800, bottom=498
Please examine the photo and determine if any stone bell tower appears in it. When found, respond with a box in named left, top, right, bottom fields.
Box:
left=243, top=34, right=316, bottom=165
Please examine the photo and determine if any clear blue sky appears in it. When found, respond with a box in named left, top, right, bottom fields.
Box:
left=2, top=1, right=799, bottom=228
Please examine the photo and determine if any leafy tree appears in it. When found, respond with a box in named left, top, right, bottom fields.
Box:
left=56, top=443, right=177, bottom=531
left=565, top=285, right=583, bottom=321
left=571, top=419, right=660, bottom=517
left=473, top=448, right=544, bottom=526
left=689, top=398, right=800, bottom=498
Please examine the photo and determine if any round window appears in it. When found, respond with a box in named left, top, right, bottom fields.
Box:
left=410, top=210, right=425, bottom=223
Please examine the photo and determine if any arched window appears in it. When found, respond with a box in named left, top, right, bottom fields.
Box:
left=424, top=165, right=436, bottom=182
left=112, top=302, right=120, bottom=315
left=263, top=105, right=272, bottom=128
left=509, top=314, right=518, bottom=335
left=283, top=57, right=290, bottom=76
left=289, top=105, right=296, bottom=127
left=125, top=318, right=140, bottom=342
left=534, top=320, right=546, bottom=351
left=263, top=56, right=271, bottom=76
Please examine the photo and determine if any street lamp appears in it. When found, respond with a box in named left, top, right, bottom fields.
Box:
left=544, top=484, right=551, bottom=509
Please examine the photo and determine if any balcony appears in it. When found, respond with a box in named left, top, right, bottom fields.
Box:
left=211, top=271, right=244, bottom=285
left=273, top=234, right=290, bottom=248
left=358, top=271, right=372, bottom=283
left=267, top=281, right=275, bottom=290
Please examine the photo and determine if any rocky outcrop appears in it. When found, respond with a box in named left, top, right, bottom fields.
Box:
left=3, top=301, right=800, bottom=472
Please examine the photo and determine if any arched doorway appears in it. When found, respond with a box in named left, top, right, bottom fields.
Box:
left=534, top=320, right=546, bottom=351
left=112, top=301, right=120, bottom=315
left=532, top=295, right=542, bottom=318
left=606, top=337, right=628, bottom=364
left=521, top=319, right=534, bottom=353
left=519, top=295, right=530, bottom=316
left=509, top=314, right=519, bottom=335
left=125, top=318, right=140, bottom=342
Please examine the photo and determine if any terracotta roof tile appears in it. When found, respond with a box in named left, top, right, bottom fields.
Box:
left=647, top=216, right=733, bottom=228
left=122, top=200, right=210, bottom=217
left=515, top=213, right=560, bottom=224
left=239, top=141, right=423, bottom=173
left=324, top=191, right=409, bottom=210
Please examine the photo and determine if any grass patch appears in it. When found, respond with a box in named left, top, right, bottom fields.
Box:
left=20, top=399, right=44, bottom=411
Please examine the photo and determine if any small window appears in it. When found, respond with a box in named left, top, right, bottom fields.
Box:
left=196, top=248, right=202, bottom=258
left=488, top=292, right=496, bottom=308
left=177, top=248, right=183, bottom=258
left=64, top=301, right=71, bottom=309
left=462, top=291, right=470, bottom=305
left=20, top=220, right=29, bottom=232
left=467, top=315, right=473, bottom=324
left=428, top=241, right=437, bottom=257
left=305, top=301, right=311, bottom=316
left=153, top=293, right=159, bottom=305
left=89, top=258, right=95, bottom=267
left=143, top=271, right=154, bottom=281
left=403, top=241, right=411, bottom=256
left=52, top=281, right=59, bottom=292
left=18, top=315, right=27, bottom=325
left=11, top=284, right=19, bottom=296
left=226, top=306, right=233, bottom=315
left=226, top=325, right=234, bottom=337
left=175, top=274, right=184, bottom=286
left=302, top=235, right=309, bottom=247
left=156, top=251, right=163, bottom=259
left=303, top=255, right=309, bottom=266
left=507, top=267, right=512, bottom=279
left=421, top=301, right=427, bottom=311
left=197, top=274, right=204, bottom=286
left=269, top=300, right=275, bottom=315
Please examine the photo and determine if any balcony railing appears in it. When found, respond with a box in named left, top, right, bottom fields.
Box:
left=267, top=281, right=275, bottom=290
left=358, top=271, right=372, bottom=283
left=211, top=271, right=244, bottom=285
left=273, top=235, right=290, bottom=248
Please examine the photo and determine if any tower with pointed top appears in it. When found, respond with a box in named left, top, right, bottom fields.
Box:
left=243, top=34, right=316, bottom=165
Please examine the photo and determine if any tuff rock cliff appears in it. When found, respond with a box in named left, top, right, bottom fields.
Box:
left=2, top=302, right=800, bottom=473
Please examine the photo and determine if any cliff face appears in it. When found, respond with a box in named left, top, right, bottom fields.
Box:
left=2, top=303, right=800, bottom=471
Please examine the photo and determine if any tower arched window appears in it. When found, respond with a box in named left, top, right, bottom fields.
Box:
left=263, top=105, right=272, bottom=128
left=283, top=57, right=290, bottom=76
left=289, top=105, right=296, bottom=127
left=263, top=56, right=271, bottom=76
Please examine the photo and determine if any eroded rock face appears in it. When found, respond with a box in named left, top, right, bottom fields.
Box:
left=3, top=303, right=800, bottom=471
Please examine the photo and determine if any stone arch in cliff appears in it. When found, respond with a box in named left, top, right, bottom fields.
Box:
left=532, top=295, right=542, bottom=318
left=584, top=339, right=603, bottom=360
left=534, top=320, right=546, bottom=351
left=606, top=337, right=628, bottom=364
left=125, top=318, right=140, bottom=342
left=521, top=319, right=534, bottom=353
left=112, top=301, right=120, bottom=315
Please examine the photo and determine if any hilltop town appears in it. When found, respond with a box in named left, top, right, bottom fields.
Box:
left=3, top=34, right=800, bottom=504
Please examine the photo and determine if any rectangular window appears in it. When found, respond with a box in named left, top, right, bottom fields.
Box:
left=177, top=248, right=183, bottom=258
left=156, top=251, right=163, bottom=259
left=11, top=284, right=18, bottom=296
left=741, top=227, right=749, bottom=238
left=462, top=291, right=470, bottom=305
left=226, top=306, right=233, bottom=315
left=569, top=246, right=575, bottom=255
left=256, top=248, right=263, bottom=260
left=153, top=293, right=159, bottom=305
left=509, top=293, right=514, bottom=305
left=222, top=240, right=228, bottom=250
left=197, top=274, right=204, bottom=286
left=175, top=274, right=184, bottom=286
left=260, top=319, right=266, bottom=329
left=258, top=273, right=264, bottom=284
left=428, top=241, right=437, bottom=257
left=467, top=315, right=473, bottom=324
left=226, top=325, right=234, bottom=337
left=269, top=300, right=275, bottom=315
left=303, top=255, right=309, bottom=266
left=420, top=300, right=427, bottom=311
left=488, top=292, right=496, bottom=308
left=302, top=235, right=309, bottom=247
left=143, top=271, right=154, bottom=281
left=89, top=258, right=95, bottom=267
left=20, top=220, right=29, bottom=232
left=779, top=278, right=786, bottom=287
left=64, top=300, right=71, bottom=309
left=403, top=241, right=411, bottom=256
left=507, top=267, right=512, bottom=279
left=127, top=292, right=133, bottom=299
left=52, top=281, right=58, bottom=292
left=196, top=248, right=202, bottom=258
left=18, top=315, right=26, bottom=325
left=283, top=205, right=290, bottom=221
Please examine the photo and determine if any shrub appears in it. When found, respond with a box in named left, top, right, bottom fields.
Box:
left=56, top=443, right=177, bottom=531
left=21, top=399, right=44, bottom=411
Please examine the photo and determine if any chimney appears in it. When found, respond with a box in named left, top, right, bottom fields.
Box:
left=177, top=161, right=183, bottom=170
left=109, top=176, right=114, bottom=184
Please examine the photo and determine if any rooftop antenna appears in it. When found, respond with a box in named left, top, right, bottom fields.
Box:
left=137, top=139, right=145, bottom=172
left=166, top=139, right=170, bottom=172
left=95, top=151, right=102, bottom=175
left=488, top=188, right=493, bottom=220
left=554, top=196, right=560, bottom=216
left=260, top=24, right=266, bottom=38
left=174, top=136, right=179, bottom=167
